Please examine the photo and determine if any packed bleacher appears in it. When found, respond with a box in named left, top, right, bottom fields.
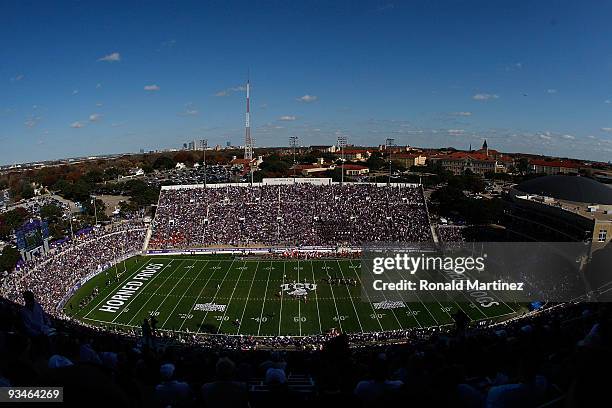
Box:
left=149, top=184, right=432, bottom=249
left=0, top=221, right=146, bottom=315
left=0, top=292, right=609, bottom=407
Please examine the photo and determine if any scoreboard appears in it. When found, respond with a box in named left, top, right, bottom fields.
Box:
left=16, top=219, right=50, bottom=251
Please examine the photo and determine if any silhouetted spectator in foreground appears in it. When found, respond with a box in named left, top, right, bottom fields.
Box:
left=201, top=357, right=249, bottom=408
left=20, top=290, right=54, bottom=337
left=154, top=363, right=193, bottom=408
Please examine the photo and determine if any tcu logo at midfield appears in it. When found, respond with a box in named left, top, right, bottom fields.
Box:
left=280, top=282, right=317, bottom=297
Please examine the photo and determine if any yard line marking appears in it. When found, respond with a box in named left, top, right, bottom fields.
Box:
left=335, top=259, right=364, bottom=333
left=104, top=258, right=174, bottom=324
left=420, top=263, right=488, bottom=321
left=196, top=259, right=235, bottom=334
left=309, top=260, right=322, bottom=334
left=84, top=257, right=158, bottom=319
left=297, top=259, right=301, bottom=336
left=236, top=261, right=260, bottom=334
left=177, top=259, right=223, bottom=332
left=257, top=261, right=273, bottom=336
left=362, top=260, right=405, bottom=329
left=346, top=259, right=384, bottom=331
left=153, top=260, right=197, bottom=315
left=323, top=259, right=344, bottom=332
left=215, top=260, right=247, bottom=334
left=278, top=262, right=286, bottom=336
left=384, top=260, right=425, bottom=329
left=160, top=260, right=210, bottom=328
left=121, top=260, right=183, bottom=325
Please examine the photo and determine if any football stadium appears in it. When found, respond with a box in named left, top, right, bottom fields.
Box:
left=57, top=181, right=524, bottom=340
left=3, top=2, right=612, bottom=407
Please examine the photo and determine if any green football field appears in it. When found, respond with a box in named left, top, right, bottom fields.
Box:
left=65, top=255, right=524, bottom=336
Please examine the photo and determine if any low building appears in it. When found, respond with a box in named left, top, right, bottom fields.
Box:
left=530, top=159, right=581, bottom=175
left=334, top=148, right=372, bottom=161
left=428, top=140, right=512, bottom=175
left=342, top=164, right=369, bottom=176
left=391, top=153, right=427, bottom=168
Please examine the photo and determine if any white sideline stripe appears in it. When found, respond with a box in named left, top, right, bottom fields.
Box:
left=84, top=257, right=158, bottom=319
left=117, top=260, right=179, bottom=325
left=160, top=260, right=210, bottom=329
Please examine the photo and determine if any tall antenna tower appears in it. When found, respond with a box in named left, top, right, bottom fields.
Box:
left=244, top=75, right=253, bottom=160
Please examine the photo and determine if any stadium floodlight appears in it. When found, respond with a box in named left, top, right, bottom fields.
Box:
left=289, top=136, right=298, bottom=180
left=201, top=139, right=208, bottom=187
left=385, top=139, right=396, bottom=186
left=337, top=135, right=347, bottom=185
left=90, top=195, right=98, bottom=226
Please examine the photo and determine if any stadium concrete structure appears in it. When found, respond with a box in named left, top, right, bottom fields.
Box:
left=506, top=175, right=612, bottom=250
left=53, top=178, right=526, bottom=339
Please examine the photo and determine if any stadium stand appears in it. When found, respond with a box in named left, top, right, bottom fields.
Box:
left=1, top=221, right=146, bottom=315
left=0, top=294, right=609, bottom=407
left=149, top=183, right=432, bottom=249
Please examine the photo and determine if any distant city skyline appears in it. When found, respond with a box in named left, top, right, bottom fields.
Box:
left=2, top=0, right=612, bottom=165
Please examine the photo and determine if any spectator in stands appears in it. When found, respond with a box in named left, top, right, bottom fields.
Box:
left=20, top=290, right=53, bottom=337
left=154, top=363, right=193, bottom=408
left=201, top=357, right=249, bottom=408
left=353, top=353, right=403, bottom=406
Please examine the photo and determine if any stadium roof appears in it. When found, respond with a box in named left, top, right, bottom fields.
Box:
left=516, top=175, right=612, bottom=204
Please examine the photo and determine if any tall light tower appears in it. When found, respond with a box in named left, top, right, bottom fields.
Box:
left=337, top=135, right=347, bottom=185
left=387, top=138, right=396, bottom=185
left=289, top=136, right=298, bottom=179
left=244, top=77, right=253, bottom=161
left=202, top=139, right=208, bottom=188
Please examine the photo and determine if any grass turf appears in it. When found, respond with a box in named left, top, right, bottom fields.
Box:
left=65, top=255, right=524, bottom=336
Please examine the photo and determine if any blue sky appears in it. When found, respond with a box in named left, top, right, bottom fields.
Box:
left=1, top=0, right=612, bottom=165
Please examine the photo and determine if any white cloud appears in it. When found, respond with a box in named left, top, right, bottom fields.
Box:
left=562, top=134, right=575, bottom=140
left=605, top=100, right=611, bottom=104
left=279, top=115, right=297, bottom=121
left=546, top=89, right=557, bottom=94
left=72, top=89, right=79, bottom=95
left=180, top=108, right=198, bottom=116
left=215, top=85, right=246, bottom=97
left=451, top=111, right=472, bottom=116
left=447, top=129, right=465, bottom=135
left=11, top=74, right=24, bottom=82
left=70, top=121, right=85, bottom=128
left=297, top=94, right=318, bottom=103
left=96, top=102, right=103, bottom=107
left=601, top=127, right=612, bottom=132
left=97, top=52, right=121, bottom=62
left=24, top=115, right=41, bottom=128
left=96, top=83, right=102, bottom=89
left=144, top=84, right=160, bottom=91
left=89, top=113, right=102, bottom=122
left=473, top=93, right=499, bottom=101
